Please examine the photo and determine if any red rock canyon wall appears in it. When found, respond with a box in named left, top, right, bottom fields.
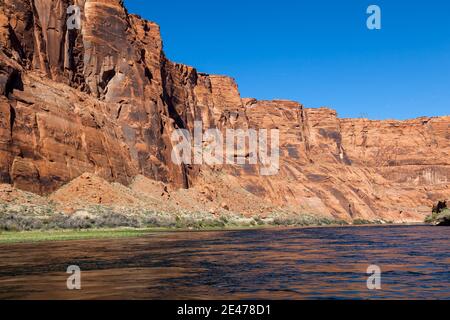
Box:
left=0, top=0, right=449, bottom=222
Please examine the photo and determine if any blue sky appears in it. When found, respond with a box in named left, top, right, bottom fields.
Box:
left=124, top=0, right=450, bottom=120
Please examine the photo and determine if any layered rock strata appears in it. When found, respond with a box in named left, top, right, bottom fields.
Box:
left=1, top=0, right=449, bottom=222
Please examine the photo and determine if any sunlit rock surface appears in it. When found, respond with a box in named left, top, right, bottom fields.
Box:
left=1, top=0, right=449, bottom=222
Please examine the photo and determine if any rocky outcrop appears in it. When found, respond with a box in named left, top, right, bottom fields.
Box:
left=1, top=0, right=449, bottom=222
left=0, top=0, right=190, bottom=194
left=426, top=200, right=450, bottom=226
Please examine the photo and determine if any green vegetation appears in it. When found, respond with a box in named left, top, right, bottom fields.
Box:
left=0, top=203, right=402, bottom=244
left=425, top=201, right=450, bottom=226
left=352, top=219, right=388, bottom=225
left=0, top=203, right=348, bottom=233
left=268, top=212, right=347, bottom=227
left=425, top=209, right=450, bottom=226
left=0, top=228, right=160, bottom=244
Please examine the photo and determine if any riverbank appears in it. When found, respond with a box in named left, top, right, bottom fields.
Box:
left=1, top=200, right=356, bottom=242
left=0, top=214, right=344, bottom=244
left=2, top=191, right=430, bottom=244
left=425, top=209, right=450, bottom=226
left=0, top=221, right=428, bottom=245
left=0, top=228, right=158, bottom=244
left=2, top=200, right=424, bottom=244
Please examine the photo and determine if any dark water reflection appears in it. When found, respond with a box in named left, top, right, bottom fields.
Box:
left=0, top=226, right=449, bottom=300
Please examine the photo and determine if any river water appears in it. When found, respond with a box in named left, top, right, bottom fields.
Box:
left=0, top=225, right=448, bottom=300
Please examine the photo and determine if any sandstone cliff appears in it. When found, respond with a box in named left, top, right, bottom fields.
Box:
left=1, top=0, right=449, bottom=223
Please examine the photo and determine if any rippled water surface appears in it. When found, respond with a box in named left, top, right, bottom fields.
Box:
left=0, top=225, right=449, bottom=299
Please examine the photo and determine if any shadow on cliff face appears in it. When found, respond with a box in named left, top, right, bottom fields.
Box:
left=0, top=66, right=23, bottom=97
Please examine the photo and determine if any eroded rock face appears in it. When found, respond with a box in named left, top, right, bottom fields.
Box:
left=227, top=100, right=450, bottom=222
left=0, top=0, right=449, bottom=222
left=0, top=0, right=190, bottom=194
